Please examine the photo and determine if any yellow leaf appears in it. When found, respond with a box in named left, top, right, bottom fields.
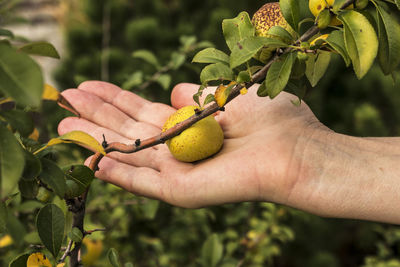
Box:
left=42, top=84, right=60, bottom=101
left=214, top=81, right=236, bottom=107
left=35, top=131, right=106, bottom=155
left=57, top=263, right=66, bottom=267
left=0, top=234, right=13, bottom=247
left=240, top=87, right=248, bottom=95
left=29, top=128, right=40, bottom=141
left=0, top=97, right=13, bottom=105
left=310, top=34, right=329, bottom=46
left=26, top=252, right=52, bottom=267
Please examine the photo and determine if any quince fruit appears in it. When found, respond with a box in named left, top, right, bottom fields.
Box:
left=309, top=0, right=353, bottom=26
left=252, top=2, right=296, bottom=63
left=162, top=106, right=224, bottom=162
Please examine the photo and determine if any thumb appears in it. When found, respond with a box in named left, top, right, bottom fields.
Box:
left=171, top=83, right=216, bottom=109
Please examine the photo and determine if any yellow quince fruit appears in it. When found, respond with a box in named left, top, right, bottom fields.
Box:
left=252, top=2, right=296, bottom=63
left=162, top=106, right=224, bottom=162
left=309, top=0, right=353, bottom=26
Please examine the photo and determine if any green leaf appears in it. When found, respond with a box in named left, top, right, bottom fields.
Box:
left=64, top=165, right=94, bottom=198
left=18, top=179, right=39, bottom=199
left=6, top=211, right=26, bottom=246
left=200, top=63, right=234, bottom=85
left=108, top=248, right=121, bottom=267
left=0, top=201, right=6, bottom=233
left=267, top=26, right=295, bottom=43
left=8, top=253, right=30, bottom=267
left=21, top=150, right=41, bottom=181
left=193, top=84, right=206, bottom=106
left=201, top=233, right=223, bottom=267
left=0, top=124, right=24, bottom=199
left=257, top=80, right=268, bottom=97
left=155, top=74, right=171, bottom=90
left=236, top=71, right=251, bottom=83
left=38, top=158, right=66, bottom=198
left=374, top=1, right=400, bottom=75
left=305, top=51, right=332, bottom=87
left=0, top=43, right=43, bottom=107
left=132, top=50, right=160, bottom=69
left=230, top=37, right=288, bottom=69
left=36, top=204, right=65, bottom=257
left=180, top=35, right=197, bottom=50
left=139, top=199, right=159, bottom=220
left=203, top=94, right=216, bottom=106
left=68, top=227, right=83, bottom=243
left=0, top=109, right=34, bottom=137
left=122, top=71, right=143, bottom=90
left=326, top=30, right=351, bottom=66
left=266, top=52, right=296, bottom=98
left=222, top=12, right=255, bottom=51
left=0, top=29, right=13, bottom=38
left=192, top=48, right=230, bottom=65
left=279, top=0, right=300, bottom=32
left=395, top=0, right=400, bottom=10
left=338, top=10, right=378, bottom=79
left=18, top=42, right=60, bottom=59
left=170, top=52, right=186, bottom=70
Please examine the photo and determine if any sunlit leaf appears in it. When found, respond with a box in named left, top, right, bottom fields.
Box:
left=192, top=48, right=230, bottom=65
left=18, top=42, right=60, bottom=59
left=35, top=131, right=106, bottom=155
left=230, top=36, right=288, bottom=69
left=305, top=51, right=332, bottom=87
left=374, top=1, right=400, bottom=75
left=200, top=63, right=234, bottom=85
left=36, top=204, right=65, bottom=257
left=338, top=10, right=378, bottom=79
left=266, top=52, right=296, bottom=98
left=280, top=0, right=300, bottom=32
left=68, top=227, right=83, bottom=243
left=222, top=12, right=255, bottom=51
left=0, top=43, right=43, bottom=107
left=325, top=30, right=351, bottom=66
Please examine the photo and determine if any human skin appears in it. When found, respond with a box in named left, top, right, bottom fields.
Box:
left=58, top=81, right=400, bottom=224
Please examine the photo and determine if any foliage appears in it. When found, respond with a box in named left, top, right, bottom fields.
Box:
left=1, top=0, right=400, bottom=266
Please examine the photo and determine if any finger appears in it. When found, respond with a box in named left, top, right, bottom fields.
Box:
left=171, top=83, right=217, bottom=109
left=59, top=117, right=172, bottom=171
left=88, top=156, right=165, bottom=200
left=77, top=81, right=175, bottom=128
left=61, top=89, right=160, bottom=140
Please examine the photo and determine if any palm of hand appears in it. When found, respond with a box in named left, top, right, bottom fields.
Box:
left=58, top=81, right=320, bottom=208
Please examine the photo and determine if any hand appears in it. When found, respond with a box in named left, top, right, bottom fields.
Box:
left=58, top=81, right=327, bottom=209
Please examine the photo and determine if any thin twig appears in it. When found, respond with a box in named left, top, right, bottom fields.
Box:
left=59, top=240, right=73, bottom=263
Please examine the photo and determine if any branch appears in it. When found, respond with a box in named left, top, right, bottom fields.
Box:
left=67, top=2, right=358, bottom=264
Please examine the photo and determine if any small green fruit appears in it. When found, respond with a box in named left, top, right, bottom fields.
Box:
left=36, top=187, right=52, bottom=203
left=316, top=9, right=332, bottom=29
left=162, top=106, right=224, bottom=162
left=252, top=2, right=296, bottom=63
left=355, top=0, right=369, bottom=9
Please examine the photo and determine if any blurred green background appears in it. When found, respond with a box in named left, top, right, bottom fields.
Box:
left=2, top=0, right=400, bottom=266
